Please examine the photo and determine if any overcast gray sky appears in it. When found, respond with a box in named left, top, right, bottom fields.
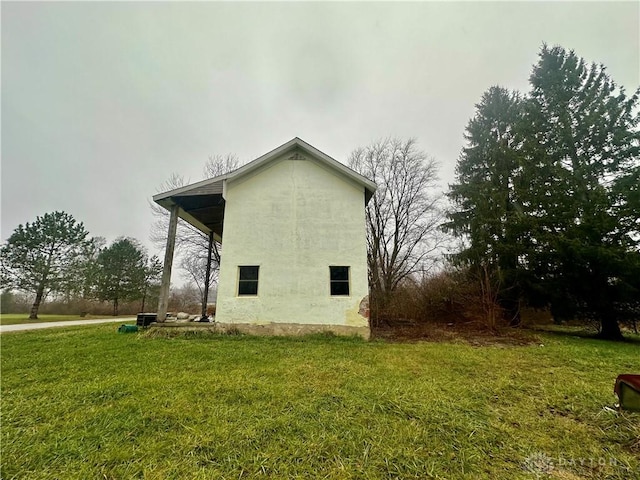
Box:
left=2, top=1, right=638, bottom=256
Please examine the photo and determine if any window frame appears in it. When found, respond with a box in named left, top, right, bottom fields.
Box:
left=329, top=266, right=350, bottom=296
left=237, top=265, right=260, bottom=296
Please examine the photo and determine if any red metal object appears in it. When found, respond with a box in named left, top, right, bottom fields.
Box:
left=615, top=374, right=640, bottom=411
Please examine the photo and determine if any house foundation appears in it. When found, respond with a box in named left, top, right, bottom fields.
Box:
left=148, top=321, right=370, bottom=340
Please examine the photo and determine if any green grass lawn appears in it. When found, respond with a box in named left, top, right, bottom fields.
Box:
left=0, top=313, right=132, bottom=326
left=1, top=326, right=638, bottom=479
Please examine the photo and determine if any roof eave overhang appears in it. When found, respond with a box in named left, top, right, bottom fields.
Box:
left=152, top=176, right=226, bottom=204
left=154, top=197, right=222, bottom=240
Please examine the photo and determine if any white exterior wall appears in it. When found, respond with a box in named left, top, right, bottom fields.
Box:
left=215, top=152, right=369, bottom=328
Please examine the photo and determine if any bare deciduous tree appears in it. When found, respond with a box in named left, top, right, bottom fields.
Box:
left=348, top=138, right=443, bottom=321
left=203, top=153, right=241, bottom=179
left=168, top=283, right=201, bottom=313
left=180, top=253, right=219, bottom=305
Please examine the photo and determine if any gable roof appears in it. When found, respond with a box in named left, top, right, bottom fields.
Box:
left=152, top=137, right=377, bottom=237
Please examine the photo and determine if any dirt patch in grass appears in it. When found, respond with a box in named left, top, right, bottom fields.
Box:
left=372, top=321, right=540, bottom=346
left=533, top=324, right=640, bottom=342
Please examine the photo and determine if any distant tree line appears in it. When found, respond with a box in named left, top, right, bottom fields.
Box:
left=0, top=211, right=162, bottom=318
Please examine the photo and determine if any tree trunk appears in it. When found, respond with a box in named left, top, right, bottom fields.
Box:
left=113, top=298, right=119, bottom=316
left=502, top=297, right=521, bottom=327
left=200, top=231, right=214, bottom=321
left=592, top=272, right=623, bottom=341
left=29, top=284, right=46, bottom=319
left=508, top=310, right=521, bottom=327
left=140, top=287, right=147, bottom=313
left=598, top=314, right=624, bottom=341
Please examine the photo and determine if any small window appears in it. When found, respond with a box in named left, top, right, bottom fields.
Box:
left=330, top=266, right=350, bottom=296
left=238, top=266, right=259, bottom=296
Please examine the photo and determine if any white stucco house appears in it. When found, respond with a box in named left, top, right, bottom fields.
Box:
left=153, top=138, right=377, bottom=338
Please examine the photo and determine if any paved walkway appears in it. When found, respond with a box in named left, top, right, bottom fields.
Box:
left=0, top=317, right=136, bottom=333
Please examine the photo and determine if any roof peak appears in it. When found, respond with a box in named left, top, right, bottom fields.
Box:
left=153, top=138, right=377, bottom=204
